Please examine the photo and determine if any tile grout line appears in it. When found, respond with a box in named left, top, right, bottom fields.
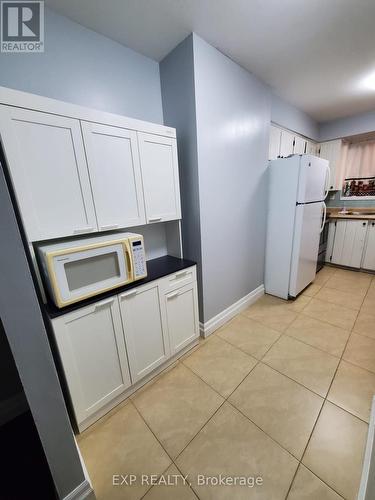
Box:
left=290, top=274, right=369, bottom=500
left=93, top=268, right=373, bottom=500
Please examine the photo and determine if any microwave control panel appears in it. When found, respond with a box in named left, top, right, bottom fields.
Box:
left=131, top=239, right=147, bottom=279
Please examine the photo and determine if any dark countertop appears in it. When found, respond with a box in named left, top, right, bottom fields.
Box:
left=44, top=255, right=196, bottom=319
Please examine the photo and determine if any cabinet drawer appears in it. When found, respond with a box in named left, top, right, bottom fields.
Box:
left=159, top=266, right=196, bottom=292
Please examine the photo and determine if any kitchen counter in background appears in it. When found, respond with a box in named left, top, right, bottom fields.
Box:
left=327, top=207, right=375, bottom=220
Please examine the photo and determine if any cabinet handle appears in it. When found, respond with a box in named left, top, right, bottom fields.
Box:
left=100, top=224, right=119, bottom=231
left=120, top=290, right=137, bottom=299
left=73, top=226, right=95, bottom=235
left=148, top=217, right=162, bottom=223
left=363, top=222, right=367, bottom=226
left=167, top=291, right=180, bottom=299
left=175, top=270, right=188, bottom=279
left=95, top=298, right=114, bottom=311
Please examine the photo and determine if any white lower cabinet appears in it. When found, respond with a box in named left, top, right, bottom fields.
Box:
left=162, top=282, right=199, bottom=354
left=330, top=220, right=368, bottom=268
left=52, top=297, right=131, bottom=425
left=362, top=222, right=375, bottom=271
left=51, top=267, right=198, bottom=428
left=119, top=282, right=170, bottom=383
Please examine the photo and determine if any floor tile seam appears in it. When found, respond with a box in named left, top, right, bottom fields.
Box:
left=299, top=316, right=359, bottom=482
left=325, top=397, right=370, bottom=426
left=138, top=461, right=176, bottom=500
left=172, top=460, right=201, bottom=499
left=340, top=354, right=375, bottom=377
left=224, top=399, right=307, bottom=465
left=181, top=354, right=261, bottom=402
left=296, top=462, right=347, bottom=500
left=281, top=331, right=347, bottom=360
left=260, top=357, right=334, bottom=399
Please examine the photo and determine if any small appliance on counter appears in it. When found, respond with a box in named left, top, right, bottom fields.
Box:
left=36, top=232, right=147, bottom=308
left=265, top=154, right=330, bottom=299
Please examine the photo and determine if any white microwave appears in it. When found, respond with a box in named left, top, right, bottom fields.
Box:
left=36, top=232, right=147, bottom=308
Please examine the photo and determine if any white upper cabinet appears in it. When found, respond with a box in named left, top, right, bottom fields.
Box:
left=293, top=135, right=307, bottom=155
left=81, top=122, right=146, bottom=231
left=362, top=221, right=375, bottom=271
left=279, top=129, right=295, bottom=157
left=137, top=132, right=181, bottom=223
left=0, top=106, right=97, bottom=241
left=318, top=140, right=343, bottom=191
left=52, top=297, right=131, bottom=425
left=306, top=141, right=318, bottom=156
left=269, top=125, right=281, bottom=160
left=119, top=282, right=170, bottom=382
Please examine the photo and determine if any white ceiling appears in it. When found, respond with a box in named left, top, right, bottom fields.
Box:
left=46, top=0, right=375, bottom=122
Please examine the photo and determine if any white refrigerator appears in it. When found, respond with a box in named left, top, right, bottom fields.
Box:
left=265, top=154, right=330, bottom=299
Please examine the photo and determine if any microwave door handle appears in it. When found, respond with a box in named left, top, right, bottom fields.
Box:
left=125, top=246, right=133, bottom=280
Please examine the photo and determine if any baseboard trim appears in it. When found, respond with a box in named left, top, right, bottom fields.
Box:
left=199, top=284, right=264, bottom=338
left=63, top=480, right=94, bottom=500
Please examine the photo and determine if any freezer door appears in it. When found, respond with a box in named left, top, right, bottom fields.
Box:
left=297, top=155, right=329, bottom=203
left=289, top=202, right=322, bottom=297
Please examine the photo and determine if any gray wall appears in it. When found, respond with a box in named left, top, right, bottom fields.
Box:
left=271, top=93, right=319, bottom=140
left=0, top=7, right=163, bottom=123
left=161, top=34, right=270, bottom=323
left=193, top=34, right=270, bottom=321
left=160, top=35, right=204, bottom=317
left=0, top=165, right=91, bottom=499
left=319, top=109, right=375, bottom=142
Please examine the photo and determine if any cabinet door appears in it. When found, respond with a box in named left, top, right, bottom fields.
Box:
left=332, top=220, right=367, bottom=268
left=52, top=297, right=131, bottom=425
left=279, top=129, right=295, bottom=157
left=162, top=282, right=199, bottom=355
left=318, top=140, right=342, bottom=191
left=362, top=222, right=375, bottom=271
left=306, top=141, right=318, bottom=156
left=269, top=125, right=281, bottom=160
left=119, top=282, right=170, bottom=382
left=137, top=132, right=181, bottom=223
left=81, top=122, right=146, bottom=231
left=293, top=136, right=307, bottom=155
left=0, top=106, right=97, bottom=241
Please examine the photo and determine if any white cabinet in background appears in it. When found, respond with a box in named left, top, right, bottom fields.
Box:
left=119, top=282, right=170, bottom=382
left=325, top=221, right=336, bottom=262
left=138, top=132, right=181, bottom=223
left=0, top=107, right=97, bottom=241
left=81, top=122, right=146, bottom=231
left=362, top=221, right=375, bottom=271
left=306, top=141, right=318, bottom=156
left=52, top=297, right=131, bottom=424
left=162, top=282, right=199, bottom=354
left=269, top=125, right=281, bottom=160
left=279, top=129, right=295, bottom=157
left=293, top=136, right=307, bottom=155
left=331, top=220, right=367, bottom=268
left=318, top=140, right=343, bottom=191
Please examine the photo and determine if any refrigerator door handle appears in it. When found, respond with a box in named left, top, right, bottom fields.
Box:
left=320, top=202, right=327, bottom=233
left=324, top=164, right=331, bottom=199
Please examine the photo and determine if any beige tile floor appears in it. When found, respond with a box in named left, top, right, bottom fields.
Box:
left=78, top=266, right=375, bottom=500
